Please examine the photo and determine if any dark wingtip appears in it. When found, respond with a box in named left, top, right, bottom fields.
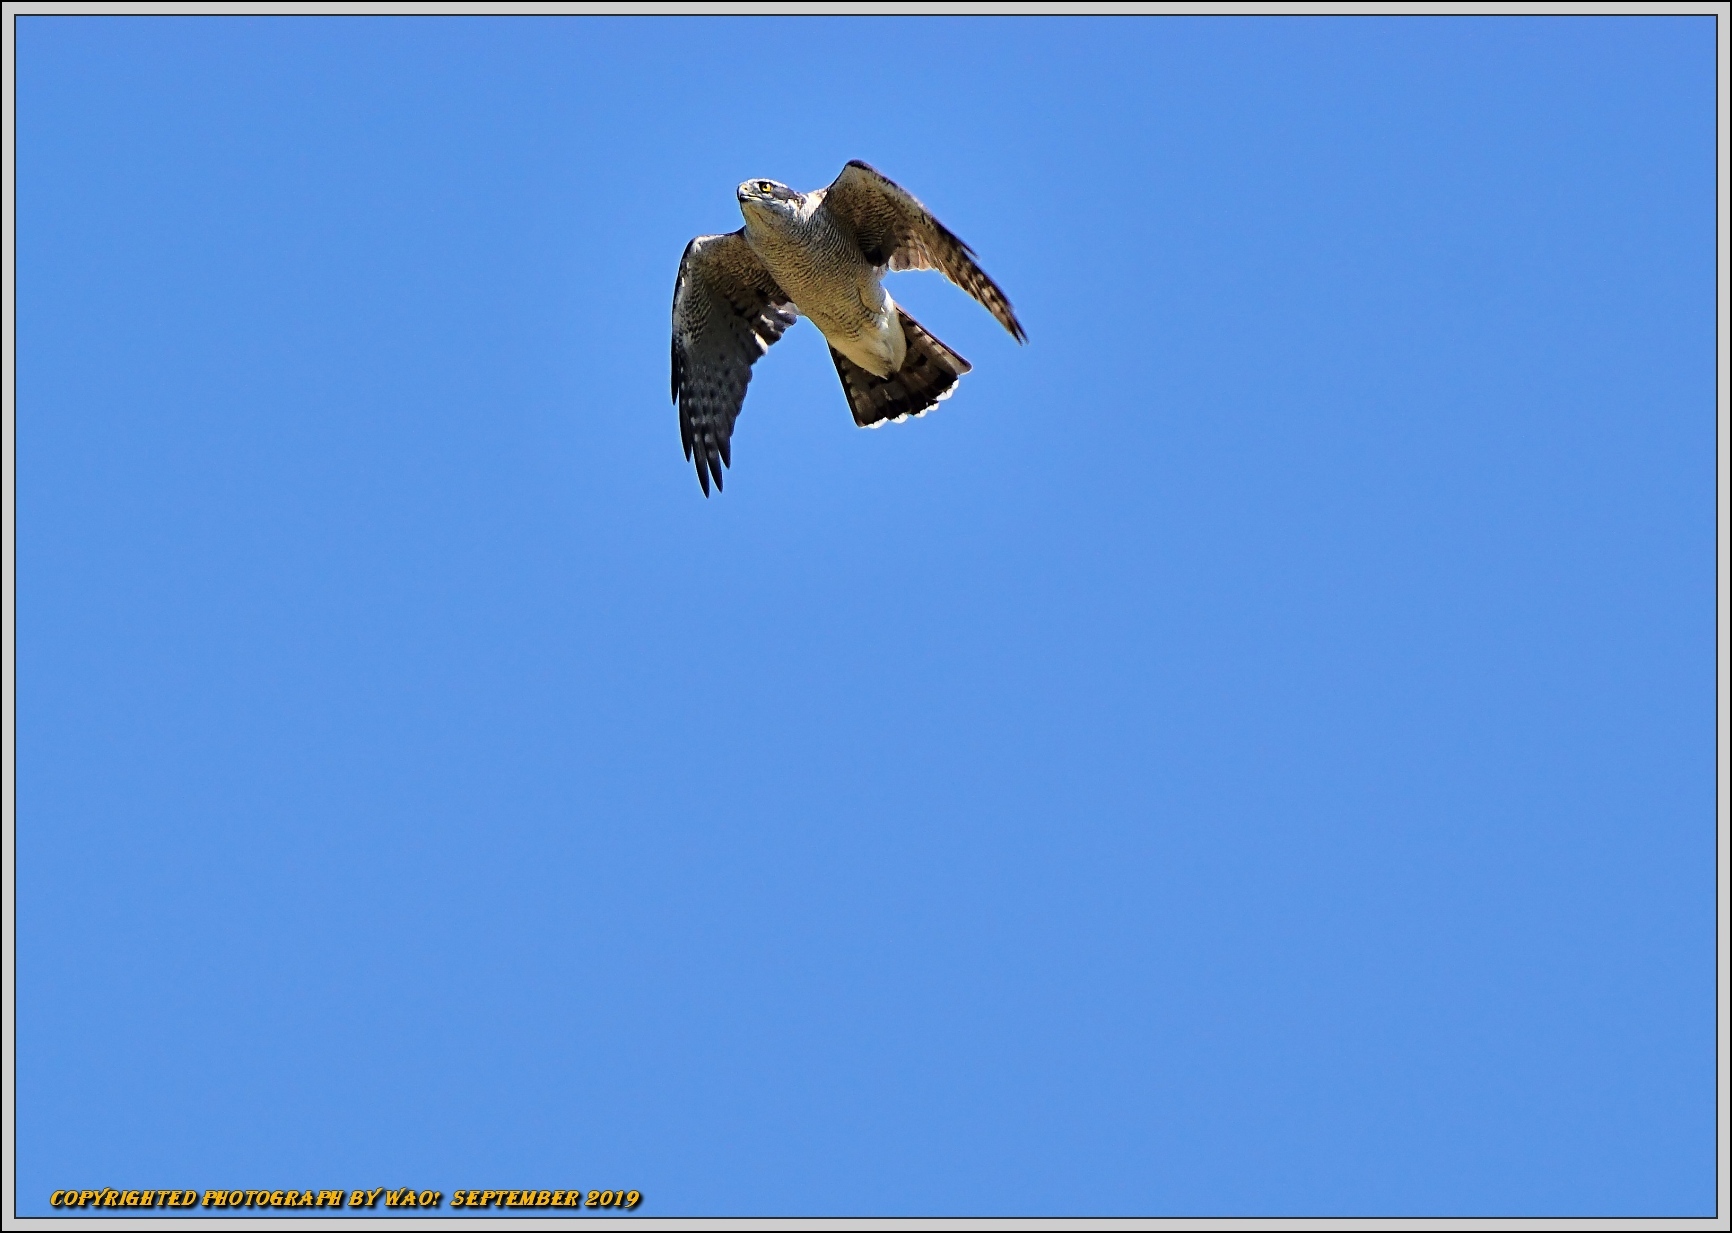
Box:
left=693, top=442, right=725, bottom=496
left=694, top=440, right=714, bottom=496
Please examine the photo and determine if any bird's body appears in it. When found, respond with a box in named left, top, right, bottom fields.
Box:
left=739, top=191, right=907, bottom=377
left=671, top=161, right=1025, bottom=494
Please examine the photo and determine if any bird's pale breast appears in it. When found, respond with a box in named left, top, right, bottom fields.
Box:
left=744, top=210, right=906, bottom=377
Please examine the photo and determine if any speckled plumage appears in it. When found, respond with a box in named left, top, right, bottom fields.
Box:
left=670, top=161, right=1025, bottom=495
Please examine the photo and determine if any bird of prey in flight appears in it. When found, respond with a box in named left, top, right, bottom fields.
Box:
left=671, top=160, right=1026, bottom=494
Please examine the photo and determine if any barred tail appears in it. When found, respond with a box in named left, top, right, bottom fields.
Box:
left=829, top=309, right=972, bottom=428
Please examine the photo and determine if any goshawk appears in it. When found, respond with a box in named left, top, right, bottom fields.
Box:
left=671, top=160, right=1026, bottom=494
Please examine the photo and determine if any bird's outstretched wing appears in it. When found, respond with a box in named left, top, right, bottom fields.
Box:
left=817, top=160, right=1026, bottom=344
left=671, top=231, right=798, bottom=494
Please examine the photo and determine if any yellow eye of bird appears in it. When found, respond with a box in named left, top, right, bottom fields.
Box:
left=760, top=181, right=774, bottom=193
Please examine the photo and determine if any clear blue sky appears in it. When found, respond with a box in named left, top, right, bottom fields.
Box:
left=15, top=15, right=1717, bottom=1218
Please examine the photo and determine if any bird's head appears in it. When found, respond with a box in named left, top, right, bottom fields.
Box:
left=738, top=178, right=804, bottom=225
